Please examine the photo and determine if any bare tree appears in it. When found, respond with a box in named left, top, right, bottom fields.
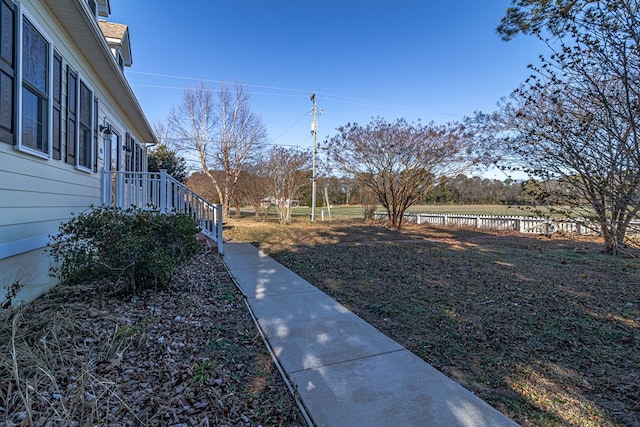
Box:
left=490, top=0, right=640, bottom=255
left=152, top=121, right=180, bottom=154
left=185, top=170, right=220, bottom=203
left=234, top=169, right=269, bottom=218
left=357, top=184, right=378, bottom=222
left=327, top=117, right=474, bottom=228
left=148, top=122, right=188, bottom=183
left=261, top=147, right=312, bottom=225
left=491, top=78, right=640, bottom=254
left=168, top=82, right=267, bottom=217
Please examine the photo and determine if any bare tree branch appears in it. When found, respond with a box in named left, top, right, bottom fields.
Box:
left=492, top=0, right=640, bottom=255
left=167, top=82, right=267, bottom=216
left=327, top=117, right=475, bottom=228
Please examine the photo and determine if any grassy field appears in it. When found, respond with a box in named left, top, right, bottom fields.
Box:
left=224, top=216, right=640, bottom=427
left=258, top=204, right=551, bottom=220
left=403, top=204, right=542, bottom=216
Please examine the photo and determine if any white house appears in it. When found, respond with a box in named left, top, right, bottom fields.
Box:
left=0, top=0, right=157, bottom=305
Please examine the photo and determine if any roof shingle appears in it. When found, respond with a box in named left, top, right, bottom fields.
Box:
left=97, top=20, right=127, bottom=40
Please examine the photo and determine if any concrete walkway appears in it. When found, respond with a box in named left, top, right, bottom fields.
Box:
left=223, top=242, right=518, bottom=427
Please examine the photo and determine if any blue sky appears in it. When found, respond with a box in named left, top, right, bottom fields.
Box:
left=109, top=1, right=543, bottom=154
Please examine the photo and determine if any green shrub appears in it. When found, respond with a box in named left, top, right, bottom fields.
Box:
left=49, top=206, right=201, bottom=295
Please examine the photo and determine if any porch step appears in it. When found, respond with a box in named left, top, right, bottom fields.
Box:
left=196, top=232, right=219, bottom=252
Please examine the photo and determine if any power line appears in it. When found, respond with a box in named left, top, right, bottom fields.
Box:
left=135, top=84, right=306, bottom=99
left=128, top=71, right=310, bottom=95
left=128, top=71, right=449, bottom=117
left=272, top=110, right=311, bottom=141
left=158, top=135, right=311, bottom=150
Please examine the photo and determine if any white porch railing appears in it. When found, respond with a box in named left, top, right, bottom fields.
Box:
left=102, top=169, right=223, bottom=254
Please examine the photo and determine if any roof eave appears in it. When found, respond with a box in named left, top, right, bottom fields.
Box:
left=45, top=0, right=156, bottom=144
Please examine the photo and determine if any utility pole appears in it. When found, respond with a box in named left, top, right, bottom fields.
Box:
left=310, top=92, right=319, bottom=222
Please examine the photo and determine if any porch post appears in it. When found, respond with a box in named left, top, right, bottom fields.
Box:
left=159, top=169, right=168, bottom=213
left=116, top=172, right=125, bottom=208
left=102, top=171, right=110, bottom=205
left=216, top=203, right=224, bottom=255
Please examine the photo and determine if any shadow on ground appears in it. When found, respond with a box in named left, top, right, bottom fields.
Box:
left=237, top=221, right=640, bottom=427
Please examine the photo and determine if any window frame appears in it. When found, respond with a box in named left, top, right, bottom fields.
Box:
left=110, top=127, right=122, bottom=171
left=104, top=125, right=122, bottom=172
left=16, top=5, right=53, bottom=159
left=117, top=50, right=124, bottom=71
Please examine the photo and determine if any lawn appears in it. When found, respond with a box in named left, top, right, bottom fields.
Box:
left=259, top=204, right=556, bottom=220
left=224, top=216, right=640, bottom=427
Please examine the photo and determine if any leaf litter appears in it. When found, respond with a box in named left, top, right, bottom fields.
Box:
left=0, top=251, right=304, bottom=426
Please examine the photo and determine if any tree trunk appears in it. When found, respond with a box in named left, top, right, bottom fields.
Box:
left=223, top=181, right=231, bottom=217
left=602, top=225, right=621, bottom=256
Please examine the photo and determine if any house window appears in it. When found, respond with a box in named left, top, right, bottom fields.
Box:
left=77, top=79, right=93, bottom=171
left=19, top=14, right=52, bottom=157
left=65, top=68, right=95, bottom=172
left=2, top=4, right=99, bottom=171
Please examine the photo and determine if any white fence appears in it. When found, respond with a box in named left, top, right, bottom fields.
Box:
left=102, top=169, right=223, bottom=254
left=373, top=212, right=640, bottom=238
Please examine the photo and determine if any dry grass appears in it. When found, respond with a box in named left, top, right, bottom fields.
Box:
left=0, top=251, right=304, bottom=426
left=225, top=216, right=640, bottom=427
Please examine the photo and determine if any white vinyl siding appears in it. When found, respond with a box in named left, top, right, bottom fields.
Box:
left=0, top=146, right=102, bottom=248
left=1, top=0, right=154, bottom=305
left=0, top=1, right=149, bottom=255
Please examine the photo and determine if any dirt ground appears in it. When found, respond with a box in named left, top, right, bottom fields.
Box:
left=3, top=216, right=638, bottom=426
left=226, top=217, right=640, bottom=427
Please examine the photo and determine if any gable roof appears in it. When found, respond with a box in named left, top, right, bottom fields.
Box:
left=97, top=20, right=126, bottom=39
left=98, top=20, right=132, bottom=66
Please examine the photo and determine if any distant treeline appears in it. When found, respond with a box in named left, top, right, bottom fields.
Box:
left=187, top=171, right=535, bottom=208
left=314, top=175, right=532, bottom=207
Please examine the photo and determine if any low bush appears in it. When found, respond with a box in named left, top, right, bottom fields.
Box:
left=49, top=206, right=201, bottom=295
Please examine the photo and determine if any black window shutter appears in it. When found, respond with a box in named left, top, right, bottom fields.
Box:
left=93, top=96, right=98, bottom=172
left=52, top=50, right=62, bottom=160
left=65, top=66, right=77, bottom=165
left=0, top=0, right=16, bottom=145
left=125, top=132, right=130, bottom=171
left=130, top=136, right=135, bottom=171
left=137, top=145, right=143, bottom=172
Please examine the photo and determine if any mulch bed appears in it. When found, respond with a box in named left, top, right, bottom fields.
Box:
left=0, top=251, right=305, bottom=426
